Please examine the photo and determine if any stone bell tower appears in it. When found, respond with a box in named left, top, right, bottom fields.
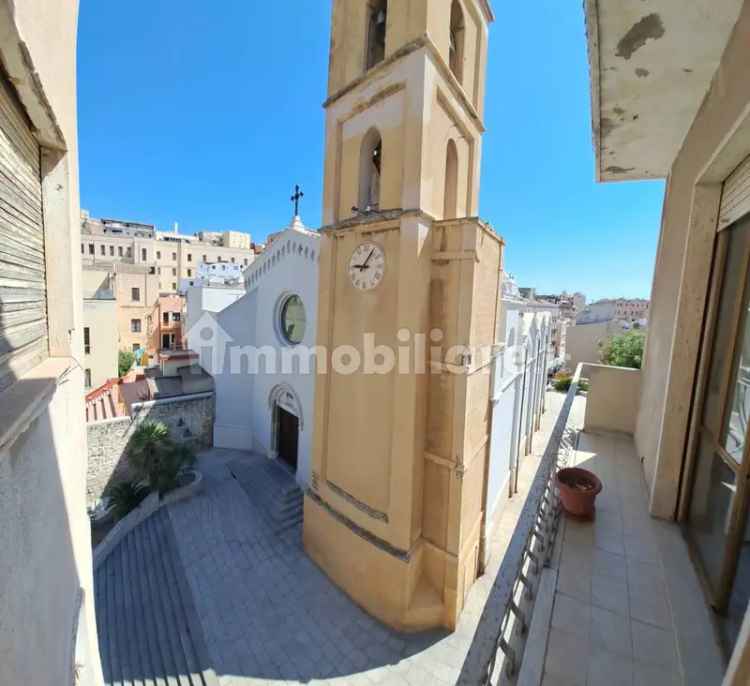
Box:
left=304, top=0, right=501, bottom=632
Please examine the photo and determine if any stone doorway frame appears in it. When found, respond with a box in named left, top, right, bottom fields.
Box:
left=267, top=383, right=304, bottom=467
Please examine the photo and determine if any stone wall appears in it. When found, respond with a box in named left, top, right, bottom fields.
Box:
left=86, top=392, right=214, bottom=505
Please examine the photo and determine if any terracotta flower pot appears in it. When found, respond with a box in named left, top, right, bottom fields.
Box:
left=556, top=467, right=603, bottom=519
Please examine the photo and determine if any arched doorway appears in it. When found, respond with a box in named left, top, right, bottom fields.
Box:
left=269, top=384, right=303, bottom=473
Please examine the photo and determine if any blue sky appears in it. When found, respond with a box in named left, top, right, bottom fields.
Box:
left=77, top=1, right=664, bottom=301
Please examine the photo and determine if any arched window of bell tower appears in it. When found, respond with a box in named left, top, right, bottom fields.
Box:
left=359, top=128, right=383, bottom=212
left=444, top=139, right=459, bottom=220
left=449, top=1, right=465, bottom=84
left=366, top=1, right=388, bottom=71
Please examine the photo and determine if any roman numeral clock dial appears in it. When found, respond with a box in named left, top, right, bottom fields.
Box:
left=348, top=242, right=385, bottom=291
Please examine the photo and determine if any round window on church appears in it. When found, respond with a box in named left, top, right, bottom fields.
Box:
left=280, top=295, right=306, bottom=345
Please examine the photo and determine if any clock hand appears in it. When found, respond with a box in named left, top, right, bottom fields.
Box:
left=362, top=249, right=375, bottom=268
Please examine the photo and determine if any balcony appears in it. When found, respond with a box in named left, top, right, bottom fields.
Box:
left=489, top=364, right=729, bottom=686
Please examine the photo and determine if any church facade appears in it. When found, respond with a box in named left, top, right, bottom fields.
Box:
left=303, top=0, right=500, bottom=632
left=192, top=217, right=320, bottom=487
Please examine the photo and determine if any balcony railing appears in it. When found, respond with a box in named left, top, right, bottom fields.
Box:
left=466, top=362, right=729, bottom=686
left=460, top=365, right=584, bottom=684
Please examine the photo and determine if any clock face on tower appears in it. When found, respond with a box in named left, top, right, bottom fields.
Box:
left=348, top=242, right=385, bottom=291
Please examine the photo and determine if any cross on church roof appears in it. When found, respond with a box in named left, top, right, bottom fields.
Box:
left=290, top=184, right=304, bottom=216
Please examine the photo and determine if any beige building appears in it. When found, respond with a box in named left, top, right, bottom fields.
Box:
left=613, top=297, right=649, bottom=321
left=84, top=262, right=160, bottom=355
left=565, top=319, right=629, bottom=372
left=580, top=0, right=750, bottom=679
left=151, top=293, right=185, bottom=352
left=81, top=213, right=256, bottom=293
left=0, top=1, right=103, bottom=684
left=304, top=0, right=501, bottom=633
left=82, top=296, right=118, bottom=390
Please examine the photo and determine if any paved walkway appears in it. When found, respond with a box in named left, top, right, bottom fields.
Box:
left=98, top=393, right=567, bottom=686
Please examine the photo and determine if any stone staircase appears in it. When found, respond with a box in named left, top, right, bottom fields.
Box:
left=94, top=509, right=218, bottom=686
left=228, top=456, right=304, bottom=534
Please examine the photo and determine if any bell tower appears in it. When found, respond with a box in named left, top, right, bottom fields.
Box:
left=321, top=0, right=492, bottom=225
left=305, top=0, right=501, bottom=632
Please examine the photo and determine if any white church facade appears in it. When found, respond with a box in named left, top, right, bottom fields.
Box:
left=188, top=216, right=320, bottom=487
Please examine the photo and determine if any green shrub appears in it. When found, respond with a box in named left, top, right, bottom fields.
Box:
left=128, top=421, right=196, bottom=496
left=553, top=376, right=590, bottom=393
left=107, top=481, right=151, bottom=521
left=118, top=350, right=135, bottom=377
left=600, top=331, right=646, bottom=369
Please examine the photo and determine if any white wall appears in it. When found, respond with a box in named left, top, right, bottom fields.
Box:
left=485, top=303, right=552, bottom=545
left=185, top=286, right=245, bottom=351
left=211, top=225, right=320, bottom=488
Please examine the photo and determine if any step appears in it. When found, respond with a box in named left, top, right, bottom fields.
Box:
left=138, top=516, right=180, bottom=686
left=126, top=528, right=162, bottom=686
left=146, top=513, right=202, bottom=685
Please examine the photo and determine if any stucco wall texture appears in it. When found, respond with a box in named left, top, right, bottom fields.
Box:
left=635, top=3, right=750, bottom=518
left=0, top=0, right=107, bottom=684
left=86, top=395, right=215, bottom=505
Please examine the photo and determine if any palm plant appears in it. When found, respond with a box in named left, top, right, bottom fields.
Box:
left=150, top=442, right=197, bottom=496
left=107, top=481, right=151, bottom=521
left=127, top=421, right=196, bottom=497
left=128, top=421, right=170, bottom=483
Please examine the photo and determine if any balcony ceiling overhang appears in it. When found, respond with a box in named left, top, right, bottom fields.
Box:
left=585, top=0, right=743, bottom=182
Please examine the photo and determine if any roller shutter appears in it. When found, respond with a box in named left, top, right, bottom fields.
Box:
left=719, top=155, right=750, bottom=230
left=0, top=72, right=46, bottom=392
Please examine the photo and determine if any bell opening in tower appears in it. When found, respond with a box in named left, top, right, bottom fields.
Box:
left=366, top=1, right=387, bottom=70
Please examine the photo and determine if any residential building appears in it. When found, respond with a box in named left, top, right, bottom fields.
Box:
left=565, top=318, right=630, bottom=371
left=577, top=297, right=649, bottom=324
left=534, top=290, right=586, bottom=320
left=576, top=298, right=618, bottom=324
left=81, top=213, right=256, bottom=293
left=151, top=293, right=185, bottom=352
left=179, top=259, right=245, bottom=290
left=95, top=263, right=159, bottom=354
left=0, top=1, right=103, bottom=683
left=613, top=297, right=650, bottom=321
left=195, top=229, right=251, bottom=250
left=517, top=282, right=568, bottom=368
left=82, top=291, right=118, bottom=390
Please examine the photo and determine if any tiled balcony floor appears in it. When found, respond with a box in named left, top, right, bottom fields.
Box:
left=537, top=429, right=725, bottom=686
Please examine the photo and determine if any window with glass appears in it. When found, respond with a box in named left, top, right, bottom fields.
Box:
left=686, top=214, right=750, bottom=654
left=83, top=327, right=91, bottom=354
left=131, top=287, right=140, bottom=302
left=131, top=319, right=142, bottom=333
left=280, top=295, right=306, bottom=345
